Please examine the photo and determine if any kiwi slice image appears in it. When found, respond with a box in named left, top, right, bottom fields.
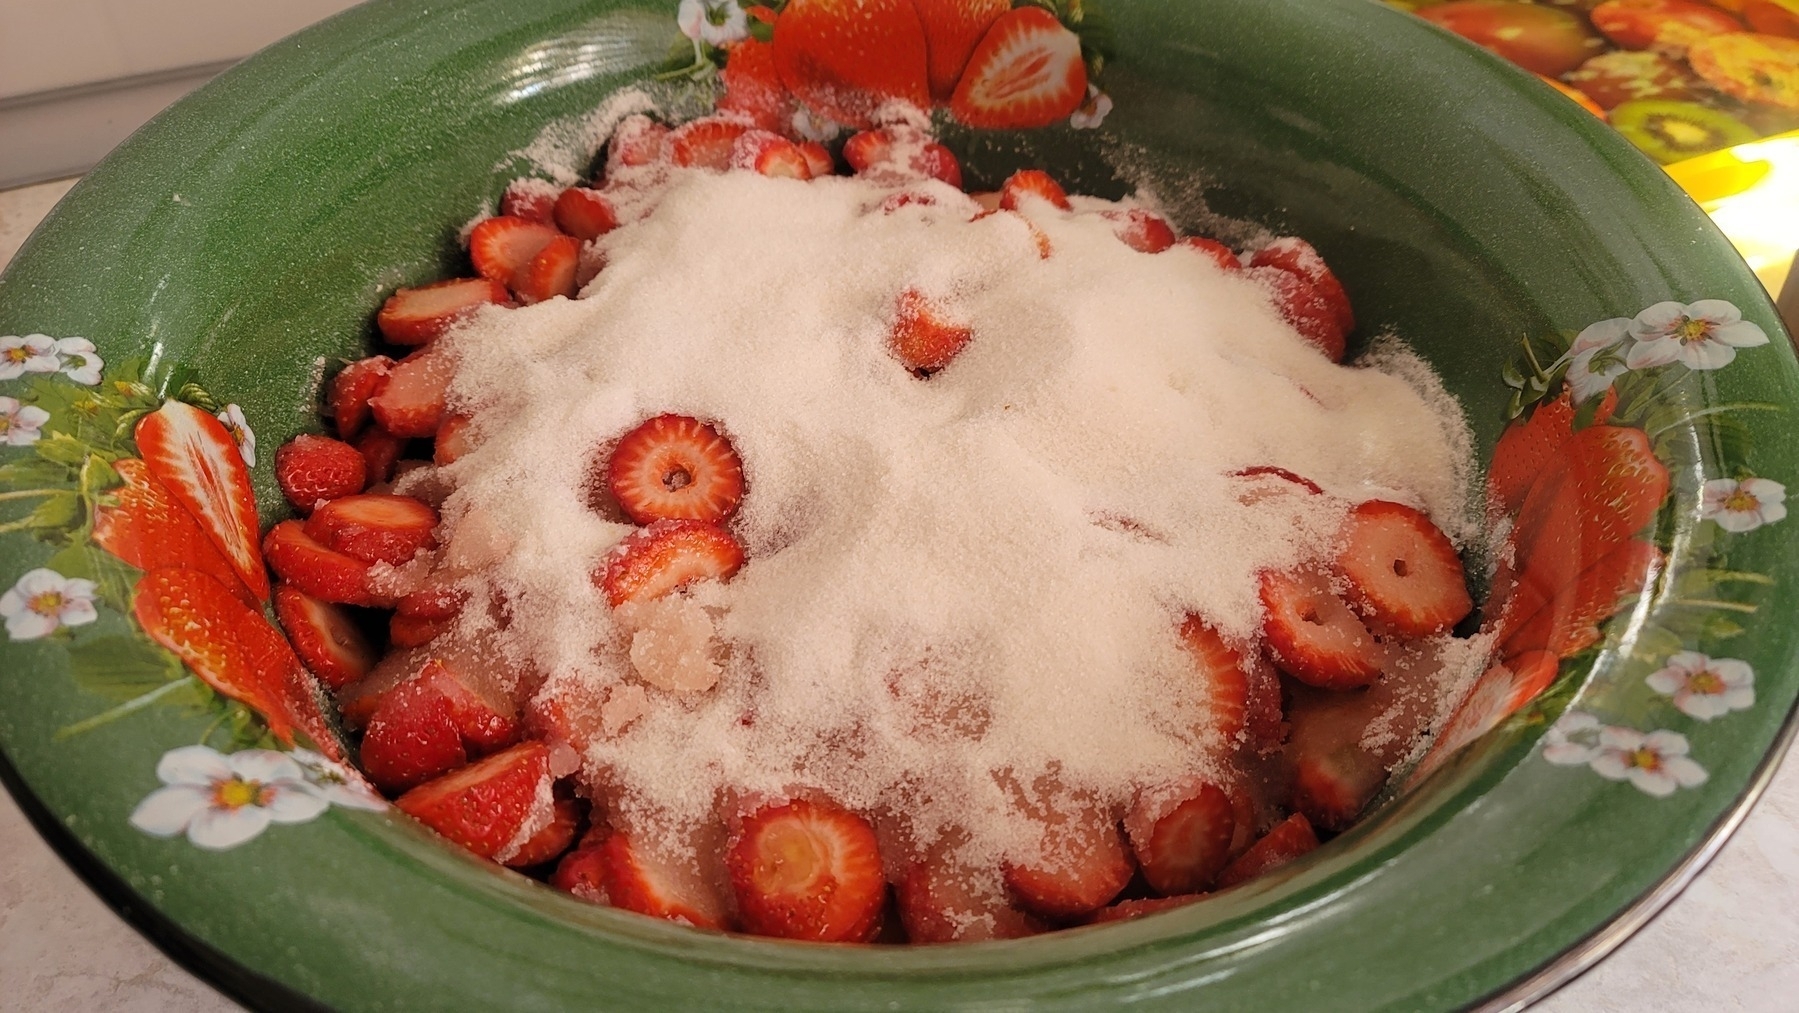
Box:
left=1610, top=99, right=1760, bottom=163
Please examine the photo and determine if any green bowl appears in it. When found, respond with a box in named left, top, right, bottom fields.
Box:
left=2, top=0, right=1796, bottom=1009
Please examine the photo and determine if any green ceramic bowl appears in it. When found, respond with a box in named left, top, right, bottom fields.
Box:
left=2, top=0, right=1797, bottom=1008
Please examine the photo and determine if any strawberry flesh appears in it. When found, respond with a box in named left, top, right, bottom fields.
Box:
left=1259, top=569, right=1385, bottom=690
left=396, top=740, right=552, bottom=860
left=727, top=798, right=887, bottom=941
left=263, top=519, right=386, bottom=608
left=1103, top=209, right=1178, bottom=254
left=328, top=356, right=394, bottom=439
left=668, top=118, right=752, bottom=170
left=896, top=856, right=1046, bottom=943
left=274, top=433, right=367, bottom=512
left=597, top=519, right=747, bottom=607
left=602, top=830, right=729, bottom=929
left=1214, top=813, right=1319, bottom=889
left=1250, top=237, right=1354, bottom=335
left=998, top=169, right=1071, bottom=211
left=1336, top=500, right=1472, bottom=637
left=504, top=795, right=583, bottom=868
left=552, top=187, right=619, bottom=242
left=1177, top=616, right=1252, bottom=743
left=889, top=287, right=973, bottom=375
left=513, top=234, right=581, bottom=304
left=353, top=427, right=407, bottom=484
left=304, top=493, right=439, bottom=566
left=1181, top=236, right=1241, bottom=271
left=435, top=414, right=474, bottom=466
left=607, top=414, right=746, bottom=525
left=1002, top=807, right=1135, bottom=919
left=1124, top=779, right=1237, bottom=895
left=368, top=346, right=454, bottom=439
left=273, top=584, right=377, bottom=690
left=1249, top=265, right=1348, bottom=362
left=376, top=277, right=509, bottom=345
left=360, top=674, right=468, bottom=793
left=468, top=215, right=562, bottom=288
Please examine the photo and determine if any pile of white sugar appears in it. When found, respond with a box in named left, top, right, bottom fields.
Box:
left=425, top=164, right=1476, bottom=865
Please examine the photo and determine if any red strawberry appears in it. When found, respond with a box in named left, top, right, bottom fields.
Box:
left=1259, top=569, right=1386, bottom=690
left=669, top=117, right=752, bottom=170
left=1335, top=500, right=1472, bottom=637
left=328, top=356, right=394, bottom=440
left=753, top=138, right=815, bottom=179
left=499, top=179, right=558, bottom=223
left=949, top=6, right=1087, bottom=129
left=304, top=493, right=438, bottom=566
left=1510, top=425, right=1669, bottom=612
left=1243, top=651, right=1286, bottom=752
left=1488, top=388, right=1619, bottom=516
left=1103, top=209, right=1178, bottom=254
left=596, top=519, right=747, bottom=607
left=272, top=584, right=377, bottom=690
left=1123, top=779, right=1237, bottom=895
left=1290, top=741, right=1388, bottom=832
left=914, top=0, right=1011, bottom=100
left=998, top=168, right=1071, bottom=211
left=234, top=607, right=343, bottom=760
left=134, top=568, right=296, bottom=741
left=840, top=128, right=961, bottom=186
left=274, top=434, right=367, bottom=511
left=772, top=0, right=931, bottom=128
left=1213, top=813, right=1319, bottom=889
left=395, top=741, right=552, bottom=860
left=135, top=400, right=269, bottom=602
left=1177, top=616, right=1252, bottom=742
left=1089, top=894, right=1208, bottom=924
left=434, top=414, right=474, bottom=466
left=601, top=831, right=730, bottom=929
left=719, top=38, right=795, bottom=134
left=895, top=855, right=1046, bottom=942
left=552, top=836, right=609, bottom=901
left=1501, top=539, right=1662, bottom=659
left=416, top=654, right=520, bottom=755
left=390, top=611, right=453, bottom=648
left=1181, top=236, right=1241, bottom=272
left=552, top=187, right=619, bottom=242
left=504, top=795, right=582, bottom=868
left=513, top=234, right=581, bottom=304
left=1002, top=805, right=1135, bottom=919
left=889, top=287, right=974, bottom=375
left=360, top=675, right=468, bottom=793
left=1250, top=237, right=1354, bottom=335
left=607, top=414, right=746, bottom=525
left=797, top=141, right=835, bottom=177
left=336, top=645, right=430, bottom=728
left=468, top=215, right=563, bottom=288
left=398, top=582, right=469, bottom=621
left=727, top=797, right=887, bottom=941
left=606, top=114, right=671, bottom=174
left=368, top=345, right=453, bottom=438
left=263, top=520, right=385, bottom=607
left=1248, top=265, right=1348, bottom=362
left=93, top=459, right=255, bottom=606
left=376, top=277, right=509, bottom=346
left=354, top=426, right=407, bottom=484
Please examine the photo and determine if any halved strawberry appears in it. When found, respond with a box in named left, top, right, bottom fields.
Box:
left=719, top=38, right=795, bottom=134
left=513, top=234, right=581, bottom=304
left=415, top=654, right=520, bottom=755
left=669, top=117, right=752, bottom=170
left=1181, top=236, right=1241, bottom=272
left=1248, top=265, right=1348, bottom=362
left=1124, top=779, right=1237, bottom=895
left=1003, top=806, right=1135, bottom=919
left=398, top=581, right=469, bottom=621
left=797, top=141, right=834, bottom=177
left=499, top=178, right=559, bottom=223
left=753, top=137, right=815, bottom=179
left=376, top=277, right=509, bottom=346
left=889, top=287, right=974, bottom=375
left=328, top=356, right=394, bottom=440
left=360, top=674, right=468, bottom=793
left=607, top=414, right=746, bottom=525
left=274, top=433, right=367, bottom=512
left=353, top=427, right=407, bottom=485
left=469, top=215, right=563, bottom=289
left=1177, top=616, right=1252, bottom=742
left=304, top=493, right=439, bottom=566
left=606, top=114, right=671, bottom=174
left=998, top=168, right=1071, bottom=211
left=1089, top=894, right=1208, bottom=924
left=336, top=645, right=430, bottom=728
left=914, top=0, right=1011, bottom=100
left=1335, top=500, right=1472, bottom=637
left=596, top=519, right=747, bottom=607
left=263, top=519, right=384, bottom=607
left=602, top=830, right=730, bottom=929
left=552, top=187, right=619, bottom=242
left=272, top=584, right=377, bottom=690
left=504, top=795, right=582, bottom=868
left=134, top=568, right=295, bottom=741
left=772, top=0, right=931, bottom=128
left=727, top=797, right=887, bottom=941
left=93, top=459, right=255, bottom=606
left=1259, top=570, right=1385, bottom=690
left=1250, top=237, right=1354, bottom=336
left=396, top=740, right=552, bottom=860
left=434, top=414, right=474, bottom=466
left=390, top=611, right=453, bottom=648
left=368, top=346, right=453, bottom=439
left=134, top=401, right=269, bottom=601
left=552, top=835, right=609, bottom=901
left=895, top=855, right=1046, bottom=942
left=1103, top=209, right=1178, bottom=254
left=949, top=6, right=1087, bottom=129
left=1214, top=813, right=1319, bottom=889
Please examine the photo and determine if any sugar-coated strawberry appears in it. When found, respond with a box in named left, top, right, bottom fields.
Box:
left=499, top=179, right=558, bottom=223
left=1003, top=807, right=1135, bottom=919
left=842, top=129, right=892, bottom=173
left=434, top=414, right=474, bottom=466
left=889, top=287, right=974, bottom=375
left=468, top=215, right=563, bottom=288
left=1090, top=895, right=1208, bottom=924
left=336, top=645, right=429, bottom=728
left=1124, top=779, right=1237, bottom=895
left=914, top=0, right=1011, bottom=100
left=896, top=856, right=1046, bottom=943
left=360, top=675, right=468, bottom=793
left=719, top=38, right=795, bottom=134
left=552, top=187, right=619, bottom=242
left=1248, top=265, right=1348, bottom=362
left=1243, top=652, right=1286, bottom=752
left=841, top=128, right=961, bottom=186
left=1259, top=570, right=1385, bottom=690
left=368, top=346, right=453, bottom=439
left=1250, top=237, right=1354, bottom=335
left=772, top=0, right=931, bottom=128
left=728, top=797, right=887, bottom=941
left=503, top=795, right=583, bottom=868
left=513, top=234, right=581, bottom=304
left=304, top=493, right=439, bottom=566
left=398, top=582, right=469, bottom=621
left=597, top=519, right=747, bottom=607
left=390, top=611, right=453, bottom=648
left=949, top=6, right=1087, bottom=129
left=328, top=355, right=394, bottom=440
left=1214, top=813, right=1319, bottom=889
left=972, top=208, right=1053, bottom=259
left=376, top=277, right=509, bottom=346
left=92, top=459, right=255, bottom=606
left=552, top=836, right=609, bottom=901
left=135, top=400, right=270, bottom=602
left=607, top=414, right=746, bottom=525
left=1177, top=616, right=1253, bottom=743
left=1180, top=236, right=1242, bottom=272
left=998, top=168, right=1071, bottom=211
left=731, top=130, right=811, bottom=179
left=353, top=427, right=407, bottom=484
left=1103, top=209, right=1179, bottom=254
left=1335, top=500, right=1472, bottom=637
left=395, top=740, right=552, bottom=860
left=272, top=584, right=377, bottom=690
left=607, top=114, right=671, bottom=174
left=668, top=117, right=752, bottom=170
left=1487, top=389, right=1617, bottom=516
left=263, top=520, right=385, bottom=607
left=134, top=568, right=298, bottom=742
left=602, top=831, right=730, bottom=929
left=797, top=141, right=834, bottom=177
left=274, top=433, right=367, bottom=512
left=416, top=655, right=520, bottom=755
left=1291, top=741, right=1388, bottom=832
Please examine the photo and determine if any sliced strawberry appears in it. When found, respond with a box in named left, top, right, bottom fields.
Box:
left=360, top=675, right=468, bottom=793
left=552, top=187, right=619, bottom=242
left=390, top=611, right=453, bottom=648
left=415, top=653, right=520, bottom=754
left=1103, top=209, right=1178, bottom=254
left=606, top=114, right=671, bottom=174
left=1487, top=388, right=1617, bottom=516
left=304, top=493, right=439, bottom=566
left=469, top=215, right=563, bottom=289
left=396, top=741, right=552, bottom=860
left=499, top=178, right=558, bottom=223
left=998, top=168, right=1071, bottom=211
left=840, top=128, right=961, bottom=186
left=1003, top=807, right=1134, bottom=920
left=727, top=797, right=887, bottom=941
left=1248, top=265, right=1348, bottom=362
left=1259, top=570, right=1385, bottom=690
left=376, top=277, right=509, bottom=346
left=719, top=38, right=795, bottom=134
left=1089, top=894, right=1208, bottom=924
left=1181, top=236, right=1242, bottom=272
left=606, top=414, right=746, bottom=525
left=336, top=645, right=430, bottom=728
left=235, top=607, right=344, bottom=761
left=895, top=856, right=1046, bottom=942
left=597, top=519, right=747, bottom=607
left=513, top=234, right=581, bottom=304
left=889, top=287, right=974, bottom=375
left=1243, top=652, right=1286, bottom=752
left=504, top=795, right=583, bottom=868
left=134, top=568, right=294, bottom=741
left=552, top=836, right=609, bottom=901
left=972, top=208, right=1054, bottom=259
left=753, top=137, right=815, bottom=179
left=328, top=355, right=394, bottom=440
left=669, top=117, right=752, bottom=170
left=1335, top=500, right=1472, bottom=637
left=1250, top=237, right=1355, bottom=335
left=263, top=519, right=385, bottom=607
left=1124, top=779, right=1237, bottom=895
left=368, top=346, right=453, bottom=439
left=772, top=0, right=931, bottom=128
left=135, top=400, right=269, bottom=601
left=93, top=459, right=255, bottom=606
left=274, top=433, right=367, bottom=512
left=1501, top=539, right=1662, bottom=659
left=949, top=6, right=1087, bottom=129
left=1177, top=616, right=1252, bottom=743
left=1214, top=813, right=1319, bottom=889
left=272, top=584, right=377, bottom=690
left=353, top=426, right=407, bottom=484
left=602, top=831, right=730, bottom=929
left=398, top=582, right=469, bottom=621
left=434, top=414, right=474, bottom=466
left=1291, top=742, right=1387, bottom=832
left=914, top=0, right=1011, bottom=100
left=797, top=141, right=834, bottom=177
left=842, top=129, right=893, bottom=173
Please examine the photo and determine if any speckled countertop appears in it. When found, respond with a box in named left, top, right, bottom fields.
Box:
left=3, top=178, right=1798, bottom=1012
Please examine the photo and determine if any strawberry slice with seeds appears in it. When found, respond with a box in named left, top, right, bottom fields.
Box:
left=797, top=141, right=834, bottom=178
left=1214, top=813, right=1319, bottom=889
left=915, top=0, right=1011, bottom=100
left=353, top=426, right=407, bottom=484
left=328, top=355, right=394, bottom=440
left=552, top=835, right=609, bottom=901
left=1259, top=569, right=1385, bottom=690
left=889, top=287, right=974, bottom=375
left=263, top=519, right=386, bottom=607
left=499, top=179, right=558, bottom=223
left=597, top=519, right=747, bottom=607
left=469, top=215, right=563, bottom=288
left=606, top=114, right=671, bottom=174
left=416, top=654, right=520, bottom=755
left=272, top=584, right=377, bottom=690
left=1487, top=388, right=1618, bottom=516
left=360, top=675, right=468, bottom=793
left=772, top=0, right=931, bottom=128
left=669, top=117, right=753, bottom=170
left=390, top=611, right=453, bottom=648
left=602, top=831, right=730, bottom=929
left=1335, top=500, right=1472, bottom=637
left=552, top=187, right=619, bottom=242
left=395, top=740, right=552, bottom=860
left=1089, top=894, right=1208, bottom=924
left=274, top=433, right=367, bottom=512
left=751, top=137, right=815, bottom=179
left=93, top=458, right=255, bottom=606
left=896, top=855, right=1046, bottom=943
left=1177, top=616, right=1252, bottom=743
left=504, top=795, right=582, bottom=868
left=434, top=414, right=474, bottom=466
left=368, top=346, right=453, bottom=439
left=1250, top=237, right=1355, bottom=335
left=1002, top=800, right=1135, bottom=919
left=1248, top=265, right=1347, bottom=362
left=1291, top=742, right=1388, bottom=832
left=1181, top=236, right=1241, bottom=272
left=607, top=414, right=746, bottom=525
left=1124, top=779, right=1237, bottom=895
left=998, top=168, right=1071, bottom=211
left=134, top=568, right=296, bottom=741
left=719, top=38, right=795, bottom=134
left=513, top=234, right=581, bottom=304
left=304, top=493, right=439, bottom=566
left=949, top=6, right=1087, bottom=129
left=136, top=400, right=269, bottom=602
left=376, top=277, right=509, bottom=346
left=1102, top=209, right=1179, bottom=254
left=840, top=128, right=962, bottom=186
left=727, top=797, right=887, bottom=941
